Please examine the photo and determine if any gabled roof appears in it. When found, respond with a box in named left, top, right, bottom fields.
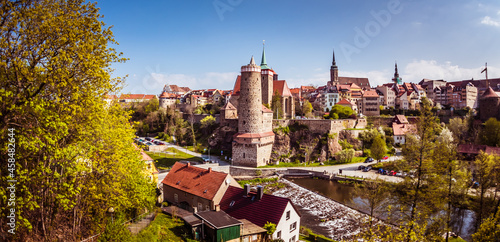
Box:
left=162, top=162, right=229, bottom=201
left=262, top=105, right=273, bottom=113
left=273, top=80, right=292, bottom=97
left=394, top=115, right=409, bottom=124
left=144, top=94, right=157, bottom=99
left=392, top=123, right=415, bottom=136
left=363, top=90, right=379, bottom=98
left=196, top=210, right=242, bottom=229
left=232, top=76, right=241, bottom=96
left=338, top=77, right=370, bottom=88
left=220, top=186, right=299, bottom=227
left=336, top=99, right=353, bottom=106
left=222, top=102, right=237, bottom=110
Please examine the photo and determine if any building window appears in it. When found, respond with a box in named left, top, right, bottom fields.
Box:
left=277, top=231, right=281, bottom=238
left=286, top=211, right=290, bottom=220
left=243, top=153, right=245, bottom=158
left=243, top=237, right=249, bottom=242
left=290, top=221, right=297, bottom=232
left=174, top=194, right=178, bottom=203
left=206, top=205, right=210, bottom=211
left=251, top=235, right=258, bottom=241
left=198, top=203, right=203, bottom=211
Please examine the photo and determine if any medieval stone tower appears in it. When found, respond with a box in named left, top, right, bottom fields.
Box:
left=232, top=56, right=274, bottom=167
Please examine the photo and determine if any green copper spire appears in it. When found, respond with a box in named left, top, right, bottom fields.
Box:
left=260, top=41, right=270, bottom=70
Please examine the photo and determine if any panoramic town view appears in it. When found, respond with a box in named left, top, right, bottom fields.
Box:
left=2, top=0, right=500, bottom=241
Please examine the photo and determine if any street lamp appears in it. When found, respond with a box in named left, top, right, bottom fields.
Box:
left=108, top=207, right=115, bottom=223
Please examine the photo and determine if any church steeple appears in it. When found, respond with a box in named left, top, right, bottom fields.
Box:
left=393, top=62, right=402, bottom=85
left=260, top=41, right=270, bottom=70
left=330, top=48, right=339, bottom=85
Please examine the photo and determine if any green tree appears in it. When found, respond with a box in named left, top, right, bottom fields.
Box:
left=479, top=118, right=500, bottom=147
left=263, top=221, right=277, bottom=240
left=328, top=104, right=354, bottom=119
left=448, top=117, right=468, bottom=144
left=371, top=135, right=387, bottom=162
left=473, top=152, right=497, bottom=226
left=0, top=1, right=154, bottom=239
left=303, top=100, right=313, bottom=118
left=144, top=98, right=159, bottom=114
left=400, top=97, right=442, bottom=241
left=271, top=90, right=283, bottom=119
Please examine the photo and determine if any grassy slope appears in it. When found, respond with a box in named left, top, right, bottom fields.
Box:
left=132, top=212, right=193, bottom=242
left=146, top=147, right=204, bottom=170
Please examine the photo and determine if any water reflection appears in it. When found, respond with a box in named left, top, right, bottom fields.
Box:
left=288, top=177, right=477, bottom=241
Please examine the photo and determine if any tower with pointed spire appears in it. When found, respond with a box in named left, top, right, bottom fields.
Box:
left=232, top=56, right=275, bottom=167
left=392, top=62, right=402, bottom=85
left=261, top=42, right=274, bottom=105
left=330, top=49, right=339, bottom=86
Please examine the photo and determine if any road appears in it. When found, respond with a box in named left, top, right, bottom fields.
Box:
left=156, top=141, right=404, bottom=185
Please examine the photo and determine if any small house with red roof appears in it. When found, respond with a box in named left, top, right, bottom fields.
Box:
left=220, top=185, right=301, bottom=242
left=162, top=162, right=240, bottom=212
left=360, top=89, right=380, bottom=116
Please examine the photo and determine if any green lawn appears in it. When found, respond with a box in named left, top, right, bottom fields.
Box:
left=146, top=148, right=204, bottom=170
left=132, top=212, right=194, bottom=242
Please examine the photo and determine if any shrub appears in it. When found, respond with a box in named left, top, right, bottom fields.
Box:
left=335, top=148, right=355, bottom=163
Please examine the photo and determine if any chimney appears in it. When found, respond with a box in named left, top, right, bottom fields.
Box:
left=186, top=162, right=190, bottom=167
left=257, top=185, right=263, bottom=200
left=215, top=205, right=220, bottom=212
left=244, top=184, right=250, bottom=196
left=208, top=168, right=212, bottom=173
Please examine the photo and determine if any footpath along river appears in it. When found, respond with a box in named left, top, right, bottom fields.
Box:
left=273, top=178, right=477, bottom=241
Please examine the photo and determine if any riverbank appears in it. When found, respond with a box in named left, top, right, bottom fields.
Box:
left=270, top=179, right=375, bottom=241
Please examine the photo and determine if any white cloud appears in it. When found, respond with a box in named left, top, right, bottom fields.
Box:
left=402, top=60, right=498, bottom=82
left=481, top=16, right=500, bottom=27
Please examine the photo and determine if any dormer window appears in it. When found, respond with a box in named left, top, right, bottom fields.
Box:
left=230, top=201, right=235, bottom=207
left=204, top=189, right=208, bottom=193
left=176, top=181, right=181, bottom=185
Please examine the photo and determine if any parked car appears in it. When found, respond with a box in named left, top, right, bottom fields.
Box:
left=388, top=170, right=396, bottom=176
left=378, top=169, right=385, bottom=174
left=145, top=142, right=153, bottom=146
left=383, top=156, right=389, bottom=160
left=358, top=165, right=366, bottom=170
left=396, top=172, right=403, bottom=177
left=364, top=157, right=374, bottom=163
left=145, top=137, right=152, bottom=141
left=363, top=166, right=372, bottom=172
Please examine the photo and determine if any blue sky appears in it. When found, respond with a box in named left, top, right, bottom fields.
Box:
left=97, top=0, right=500, bottom=94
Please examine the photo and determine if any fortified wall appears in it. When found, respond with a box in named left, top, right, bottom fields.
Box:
left=273, top=118, right=367, bottom=134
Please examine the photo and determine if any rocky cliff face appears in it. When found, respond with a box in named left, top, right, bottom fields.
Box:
left=271, top=126, right=341, bottom=164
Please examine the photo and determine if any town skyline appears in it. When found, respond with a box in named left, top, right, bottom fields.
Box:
left=97, top=0, right=500, bottom=94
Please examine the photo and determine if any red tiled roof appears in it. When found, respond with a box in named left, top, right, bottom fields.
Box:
left=232, top=75, right=241, bottom=96
left=458, top=144, right=500, bottom=156
left=481, top=87, right=499, bottom=99
left=144, top=94, right=157, bottom=99
left=336, top=99, right=353, bottom=106
left=301, top=86, right=316, bottom=92
left=338, top=77, right=370, bottom=87
left=273, top=80, right=292, bottom=97
left=119, top=94, right=146, bottom=99
left=363, top=90, right=379, bottom=98
left=392, top=123, right=415, bottom=136
left=262, top=105, right=273, bottom=113
left=394, top=115, right=409, bottom=124
left=162, top=162, right=229, bottom=201
left=220, top=186, right=300, bottom=227
left=160, top=92, right=177, bottom=98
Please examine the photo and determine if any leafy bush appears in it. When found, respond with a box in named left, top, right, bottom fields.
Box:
left=335, top=148, right=355, bottom=163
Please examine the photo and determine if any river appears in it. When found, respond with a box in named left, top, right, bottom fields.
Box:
left=287, top=177, right=477, bottom=241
